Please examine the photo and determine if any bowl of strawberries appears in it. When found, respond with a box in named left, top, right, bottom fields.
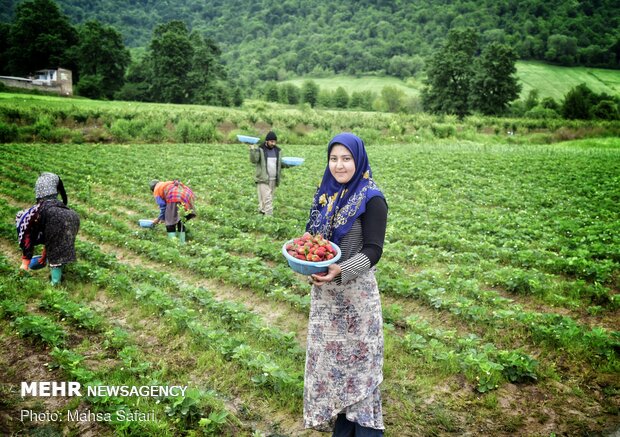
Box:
left=282, top=232, right=341, bottom=275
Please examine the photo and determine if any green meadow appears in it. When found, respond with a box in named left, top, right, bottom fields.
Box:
left=282, top=61, right=620, bottom=102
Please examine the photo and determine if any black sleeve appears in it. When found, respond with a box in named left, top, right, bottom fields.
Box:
left=57, top=177, right=68, bottom=205
left=359, top=196, right=388, bottom=266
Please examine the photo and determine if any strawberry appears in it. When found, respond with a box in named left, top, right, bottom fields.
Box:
left=286, top=233, right=338, bottom=264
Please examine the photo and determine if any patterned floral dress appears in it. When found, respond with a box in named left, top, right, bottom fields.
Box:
left=304, top=268, right=384, bottom=431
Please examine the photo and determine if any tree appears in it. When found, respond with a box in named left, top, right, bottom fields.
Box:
left=75, top=74, right=104, bottom=99
left=301, top=80, right=319, bottom=107
left=592, top=100, right=619, bottom=120
left=387, top=55, right=417, bottom=79
left=422, top=28, right=478, bottom=118
left=350, top=90, right=375, bottom=111
left=524, top=89, right=540, bottom=111
left=148, top=21, right=194, bottom=103
left=187, top=34, right=228, bottom=105
left=0, top=23, right=10, bottom=74
left=540, top=97, right=560, bottom=112
left=561, top=83, right=595, bottom=119
left=114, top=54, right=151, bottom=101
left=317, top=89, right=332, bottom=108
left=333, top=86, right=349, bottom=108
left=381, top=86, right=404, bottom=113
left=279, top=83, right=300, bottom=105
left=546, top=34, right=578, bottom=65
left=7, top=0, right=78, bottom=76
left=263, top=81, right=279, bottom=102
left=232, top=86, right=244, bottom=107
left=75, top=20, right=130, bottom=99
left=470, top=42, right=521, bottom=115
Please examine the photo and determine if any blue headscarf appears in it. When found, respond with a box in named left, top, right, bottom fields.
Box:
left=306, top=133, right=384, bottom=245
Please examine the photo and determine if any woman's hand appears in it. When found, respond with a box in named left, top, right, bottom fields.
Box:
left=310, top=263, right=341, bottom=287
left=152, top=218, right=160, bottom=225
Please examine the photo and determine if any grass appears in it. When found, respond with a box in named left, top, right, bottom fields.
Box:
left=281, top=60, right=620, bottom=102
left=516, top=60, right=620, bottom=100
left=283, top=74, right=421, bottom=98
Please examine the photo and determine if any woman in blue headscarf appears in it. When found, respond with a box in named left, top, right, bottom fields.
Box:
left=303, top=133, right=388, bottom=435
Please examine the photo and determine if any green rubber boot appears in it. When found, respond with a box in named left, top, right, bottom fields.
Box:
left=51, top=267, right=62, bottom=286
left=167, top=232, right=177, bottom=240
left=178, top=231, right=186, bottom=244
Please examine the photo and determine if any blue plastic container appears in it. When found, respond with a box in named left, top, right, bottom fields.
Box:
left=237, top=134, right=260, bottom=144
left=29, top=255, right=45, bottom=270
left=282, top=239, right=341, bottom=275
left=138, top=219, right=154, bottom=228
left=282, top=157, right=304, bottom=166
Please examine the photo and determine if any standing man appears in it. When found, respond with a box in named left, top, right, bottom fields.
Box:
left=249, top=130, right=287, bottom=215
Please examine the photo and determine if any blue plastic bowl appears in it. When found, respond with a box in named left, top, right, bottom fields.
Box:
left=138, top=219, right=154, bottom=228
left=282, top=239, right=341, bottom=275
left=29, top=255, right=45, bottom=270
left=237, top=134, right=260, bottom=144
left=282, top=157, right=304, bottom=166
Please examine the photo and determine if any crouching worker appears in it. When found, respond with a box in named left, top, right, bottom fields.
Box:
left=16, top=172, right=80, bottom=286
left=149, top=179, right=196, bottom=244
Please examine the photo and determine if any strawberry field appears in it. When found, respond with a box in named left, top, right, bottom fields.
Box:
left=0, top=138, right=619, bottom=436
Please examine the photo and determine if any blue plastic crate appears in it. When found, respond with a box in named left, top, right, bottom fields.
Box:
left=282, top=157, right=304, bottom=166
left=138, top=219, right=154, bottom=228
left=237, top=134, right=260, bottom=144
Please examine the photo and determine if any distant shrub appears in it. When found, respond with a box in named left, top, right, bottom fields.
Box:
left=110, top=119, right=133, bottom=142
left=83, top=127, right=112, bottom=143
left=431, top=123, right=456, bottom=138
left=175, top=120, right=192, bottom=143
left=524, top=106, right=560, bottom=119
left=0, top=106, right=25, bottom=122
left=592, top=100, right=619, bottom=120
left=71, top=131, right=85, bottom=144
left=140, top=119, right=167, bottom=142
left=0, top=121, right=18, bottom=142
left=189, top=122, right=218, bottom=143
left=33, top=115, right=55, bottom=139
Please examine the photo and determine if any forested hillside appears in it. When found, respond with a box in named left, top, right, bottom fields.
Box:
left=2, top=0, right=619, bottom=83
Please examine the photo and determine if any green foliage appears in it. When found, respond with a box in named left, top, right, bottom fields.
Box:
left=301, top=80, right=319, bottom=107
left=332, top=86, right=349, bottom=109
left=381, top=85, right=405, bottom=113
left=76, top=73, right=105, bottom=99
left=0, top=121, right=18, bottom=142
left=471, top=42, right=521, bottom=115
left=13, top=314, right=66, bottom=346
left=23, top=0, right=618, bottom=81
left=592, top=100, right=620, bottom=120
left=5, top=0, right=78, bottom=76
left=164, top=388, right=203, bottom=425
left=562, top=83, right=596, bottom=120
left=149, top=21, right=194, bottom=104
left=75, top=20, right=130, bottom=99
left=350, top=90, right=376, bottom=111
left=198, top=410, right=229, bottom=435
left=424, top=29, right=521, bottom=117
left=113, top=20, right=232, bottom=106
left=263, top=81, right=279, bottom=102
left=422, top=28, right=478, bottom=118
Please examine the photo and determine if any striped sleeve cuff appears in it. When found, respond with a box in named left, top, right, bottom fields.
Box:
left=336, top=253, right=372, bottom=285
